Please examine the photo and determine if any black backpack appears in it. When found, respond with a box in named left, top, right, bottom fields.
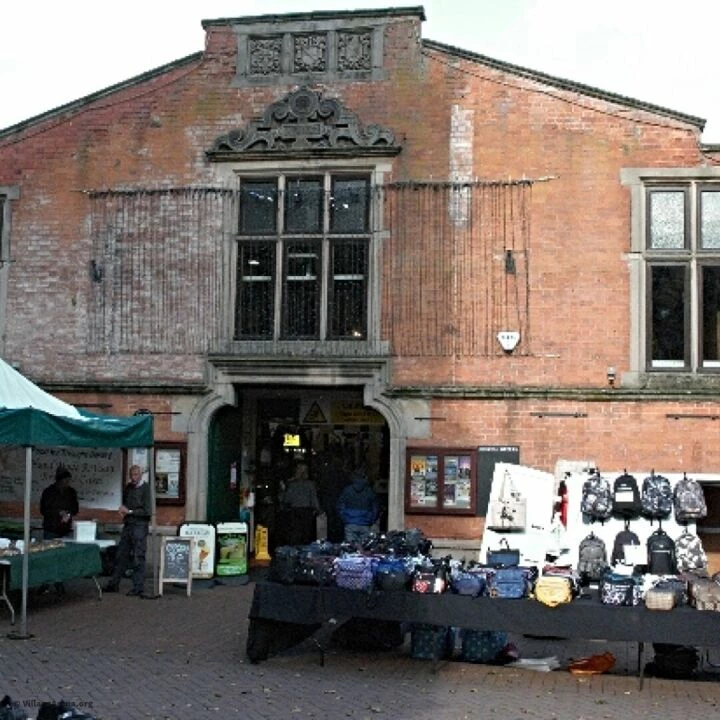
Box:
left=611, top=527, right=640, bottom=566
left=612, top=472, right=641, bottom=519
left=647, top=529, right=677, bottom=575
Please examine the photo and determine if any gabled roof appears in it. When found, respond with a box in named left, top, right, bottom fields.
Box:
left=0, top=52, right=202, bottom=138
left=424, top=38, right=705, bottom=131
left=0, top=11, right=705, bottom=139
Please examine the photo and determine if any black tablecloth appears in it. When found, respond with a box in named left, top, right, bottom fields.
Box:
left=247, top=581, right=720, bottom=662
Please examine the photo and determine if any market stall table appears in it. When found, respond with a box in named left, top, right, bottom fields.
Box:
left=247, top=581, right=720, bottom=684
left=0, top=543, right=103, bottom=624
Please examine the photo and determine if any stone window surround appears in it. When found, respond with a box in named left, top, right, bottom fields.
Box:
left=211, top=157, right=393, bottom=354
left=621, top=167, right=720, bottom=385
left=232, top=17, right=386, bottom=86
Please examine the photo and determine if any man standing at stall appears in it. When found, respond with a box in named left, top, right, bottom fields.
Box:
left=104, top=464, right=152, bottom=597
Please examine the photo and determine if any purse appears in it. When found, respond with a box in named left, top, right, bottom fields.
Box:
left=487, top=566, right=532, bottom=599
left=534, top=575, right=573, bottom=607
left=487, top=470, right=527, bottom=532
left=486, top=537, right=520, bottom=568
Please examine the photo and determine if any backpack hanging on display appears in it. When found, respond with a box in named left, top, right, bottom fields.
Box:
left=675, top=531, right=708, bottom=573
left=612, top=471, right=641, bottom=519
left=673, top=473, right=707, bottom=524
left=580, top=472, right=613, bottom=521
left=647, top=528, right=677, bottom=575
left=577, top=533, right=609, bottom=582
left=610, top=525, right=641, bottom=566
left=641, top=472, right=673, bottom=521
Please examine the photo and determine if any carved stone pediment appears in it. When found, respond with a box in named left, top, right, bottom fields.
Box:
left=207, top=86, right=400, bottom=161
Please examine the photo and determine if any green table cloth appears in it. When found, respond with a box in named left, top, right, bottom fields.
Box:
left=1, top=543, right=102, bottom=591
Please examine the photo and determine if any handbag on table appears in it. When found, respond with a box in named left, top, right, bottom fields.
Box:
left=486, top=537, right=520, bottom=568
left=487, top=470, right=527, bottom=532
left=534, top=575, right=573, bottom=607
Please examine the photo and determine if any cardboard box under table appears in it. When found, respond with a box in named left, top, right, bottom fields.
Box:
left=0, top=543, right=102, bottom=624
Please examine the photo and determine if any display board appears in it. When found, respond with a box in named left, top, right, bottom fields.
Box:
left=480, top=462, right=717, bottom=572
left=179, top=522, right=216, bottom=579
left=476, top=446, right=519, bottom=519
left=216, top=522, right=248, bottom=576
left=559, top=470, right=702, bottom=568
left=0, top=445, right=123, bottom=509
left=159, top=536, right=193, bottom=596
left=480, top=463, right=556, bottom=567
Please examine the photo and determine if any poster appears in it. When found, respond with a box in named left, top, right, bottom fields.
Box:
left=179, top=523, right=216, bottom=579
left=409, top=454, right=438, bottom=508
left=156, top=448, right=181, bottom=500
left=216, top=521, right=248, bottom=576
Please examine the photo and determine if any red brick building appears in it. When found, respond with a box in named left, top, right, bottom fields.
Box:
left=1, top=7, right=719, bottom=558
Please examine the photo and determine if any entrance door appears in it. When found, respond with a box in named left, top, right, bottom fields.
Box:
left=206, top=405, right=244, bottom=524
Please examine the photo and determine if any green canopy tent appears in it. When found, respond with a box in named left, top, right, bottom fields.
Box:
left=0, top=358, right=153, bottom=637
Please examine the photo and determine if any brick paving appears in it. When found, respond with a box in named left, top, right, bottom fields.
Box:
left=1, top=571, right=720, bottom=719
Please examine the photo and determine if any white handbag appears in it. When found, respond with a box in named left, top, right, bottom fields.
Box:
left=487, top=471, right=527, bottom=532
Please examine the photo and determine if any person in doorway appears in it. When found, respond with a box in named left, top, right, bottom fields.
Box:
left=337, top=469, right=379, bottom=546
left=280, top=460, right=320, bottom=546
left=40, top=466, right=79, bottom=540
left=317, top=445, right=350, bottom=543
left=104, top=464, right=152, bottom=597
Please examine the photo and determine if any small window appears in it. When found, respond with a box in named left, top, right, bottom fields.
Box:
left=330, top=177, right=369, bottom=234
left=406, top=448, right=476, bottom=515
left=240, top=180, right=277, bottom=235
left=648, top=189, right=687, bottom=250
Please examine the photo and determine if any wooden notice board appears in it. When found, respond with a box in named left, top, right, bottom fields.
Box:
left=159, top=536, right=194, bottom=596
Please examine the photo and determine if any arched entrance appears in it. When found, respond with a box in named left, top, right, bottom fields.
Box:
left=206, top=405, right=244, bottom=524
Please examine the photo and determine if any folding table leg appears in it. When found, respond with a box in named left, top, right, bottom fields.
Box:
left=0, top=567, right=15, bottom=624
left=638, top=642, right=645, bottom=690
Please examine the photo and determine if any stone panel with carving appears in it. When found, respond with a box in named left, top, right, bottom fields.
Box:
left=293, top=34, right=327, bottom=73
left=337, top=32, right=372, bottom=72
left=249, top=36, right=283, bottom=76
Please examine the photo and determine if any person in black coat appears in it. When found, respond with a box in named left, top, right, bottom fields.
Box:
left=40, top=466, right=79, bottom=539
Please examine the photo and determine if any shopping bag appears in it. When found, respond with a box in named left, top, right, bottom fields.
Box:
left=486, top=470, right=527, bottom=531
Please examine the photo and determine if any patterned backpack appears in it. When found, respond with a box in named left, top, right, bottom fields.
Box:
left=673, top=474, right=707, bottom=524
left=580, top=473, right=613, bottom=521
left=577, top=533, right=608, bottom=581
left=675, top=531, right=707, bottom=573
left=641, top=473, right=673, bottom=521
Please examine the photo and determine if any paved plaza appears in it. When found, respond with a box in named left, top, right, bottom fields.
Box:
left=1, top=571, right=720, bottom=719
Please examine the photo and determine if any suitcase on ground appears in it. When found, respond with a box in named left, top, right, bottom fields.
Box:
left=459, top=629, right=507, bottom=663
left=409, top=623, right=454, bottom=660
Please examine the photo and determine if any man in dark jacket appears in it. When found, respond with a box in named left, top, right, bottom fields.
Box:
left=104, top=464, right=152, bottom=597
left=337, top=469, right=378, bottom=545
left=40, top=465, right=79, bottom=539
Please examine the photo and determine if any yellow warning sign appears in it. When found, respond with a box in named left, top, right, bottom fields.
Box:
left=303, top=401, right=328, bottom=424
left=331, top=402, right=384, bottom=425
